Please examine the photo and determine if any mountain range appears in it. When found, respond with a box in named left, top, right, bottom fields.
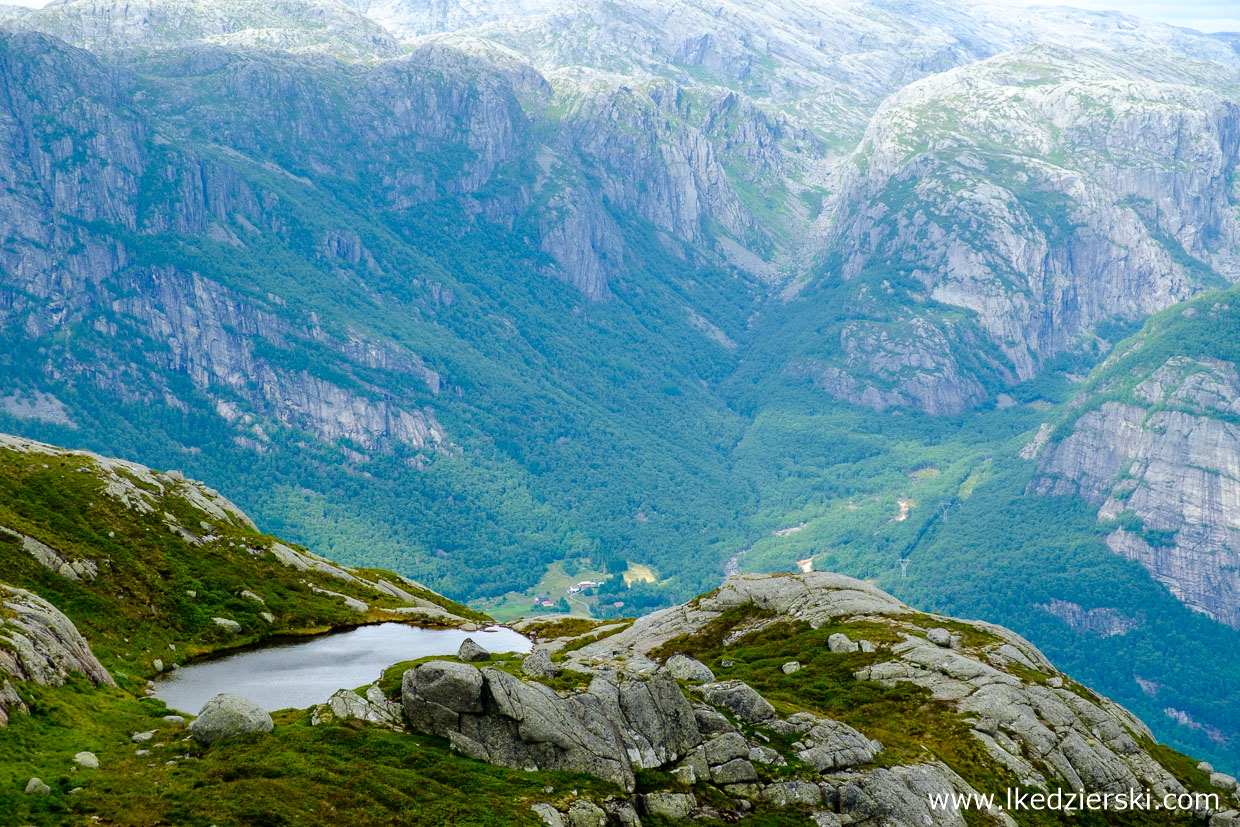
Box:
left=1, top=0, right=1240, bottom=772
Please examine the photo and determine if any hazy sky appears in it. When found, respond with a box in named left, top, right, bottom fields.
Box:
left=0, top=0, right=1237, bottom=33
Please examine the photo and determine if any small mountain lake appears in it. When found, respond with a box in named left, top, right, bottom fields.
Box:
left=154, top=623, right=531, bottom=714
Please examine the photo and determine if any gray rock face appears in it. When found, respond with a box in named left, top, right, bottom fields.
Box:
left=1039, top=599, right=1138, bottom=638
left=569, top=573, right=910, bottom=664
left=566, top=799, right=607, bottom=827
left=189, top=693, right=274, bottom=744
left=836, top=763, right=975, bottom=827
left=795, top=719, right=883, bottom=771
left=698, top=680, right=776, bottom=723
left=763, top=780, right=823, bottom=807
left=457, top=638, right=491, bottom=662
left=703, top=732, right=749, bottom=765
left=1213, top=773, right=1239, bottom=791
left=810, top=46, right=1240, bottom=414
left=665, top=654, right=714, bottom=682
left=521, top=649, right=563, bottom=678
left=4, top=0, right=405, bottom=59
left=2, top=525, right=97, bottom=581
left=531, top=803, right=564, bottom=827
left=1032, top=357, right=1240, bottom=627
left=640, top=792, right=697, bottom=820
left=0, top=583, right=113, bottom=725
left=828, top=632, right=860, bottom=653
left=312, top=684, right=404, bottom=730
left=402, top=662, right=702, bottom=791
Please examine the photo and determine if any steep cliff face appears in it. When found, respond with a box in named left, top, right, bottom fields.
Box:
left=787, top=45, right=1240, bottom=412
left=1032, top=352, right=1240, bottom=629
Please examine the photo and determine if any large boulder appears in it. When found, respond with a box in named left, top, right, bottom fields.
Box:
left=189, top=693, right=274, bottom=744
left=402, top=663, right=705, bottom=791
left=402, top=660, right=485, bottom=732
left=699, top=680, right=776, bottom=723
left=521, top=649, right=563, bottom=678
left=457, top=638, right=491, bottom=662
left=73, top=751, right=99, bottom=769
left=313, top=684, right=404, bottom=729
left=795, top=719, right=883, bottom=771
left=665, top=654, right=715, bottom=682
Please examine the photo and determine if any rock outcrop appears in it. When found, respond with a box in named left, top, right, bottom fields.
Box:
left=0, top=583, right=114, bottom=726
left=1031, top=355, right=1240, bottom=627
left=397, top=573, right=1231, bottom=825
left=402, top=662, right=700, bottom=791
left=312, top=684, right=405, bottom=730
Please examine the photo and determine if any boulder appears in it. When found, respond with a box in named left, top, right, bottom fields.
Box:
left=211, top=617, right=241, bottom=633
left=763, top=780, right=823, bottom=807
left=1199, top=761, right=1215, bottom=773
left=699, top=681, right=776, bottom=723
left=457, top=637, right=491, bottom=662
left=314, top=684, right=404, bottom=729
left=605, top=800, right=642, bottom=826
left=750, top=745, right=785, bottom=765
left=567, top=800, right=607, bottom=827
left=795, top=720, right=882, bottom=771
left=401, top=661, right=485, bottom=732
left=1212, top=772, right=1239, bottom=791
left=666, top=654, right=715, bottom=682
left=693, top=707, right=734, bottom=735
left=24, top=777, right=50, bottom=795
left=926, top=628, right=952, bottom=647
left=131, top=730, right=155, bottom=743
left=828, top=633, right=858, bottom=654
left=703, top=732, right=749, bottom=765
left=521, top=649, right=563, bottom=678
left=640, top=791, right=697, bottom=820
left=189, top=693, right=274, bottom=744
left=163, top=715, right=186, bottom=726
left=404, top=662, right=634, bottom=790
left=531, top=803, right=564, bottom=827
left=838, top=764, right=975, bottom=827
left=710, top=757, right=759, bottom=784
left=612, top=670, right=703, bottom=766
left=781, top=661, right=801, bottom=674
left=72, top=751, right=98, bottom=769
left=402, top=662, right=706, bottom=792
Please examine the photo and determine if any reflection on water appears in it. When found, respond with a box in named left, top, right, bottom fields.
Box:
left=154, top=622, right=531, bottom=714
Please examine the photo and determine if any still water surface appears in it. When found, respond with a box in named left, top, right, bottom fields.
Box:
left=154, top=623, right=531, bottom=714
